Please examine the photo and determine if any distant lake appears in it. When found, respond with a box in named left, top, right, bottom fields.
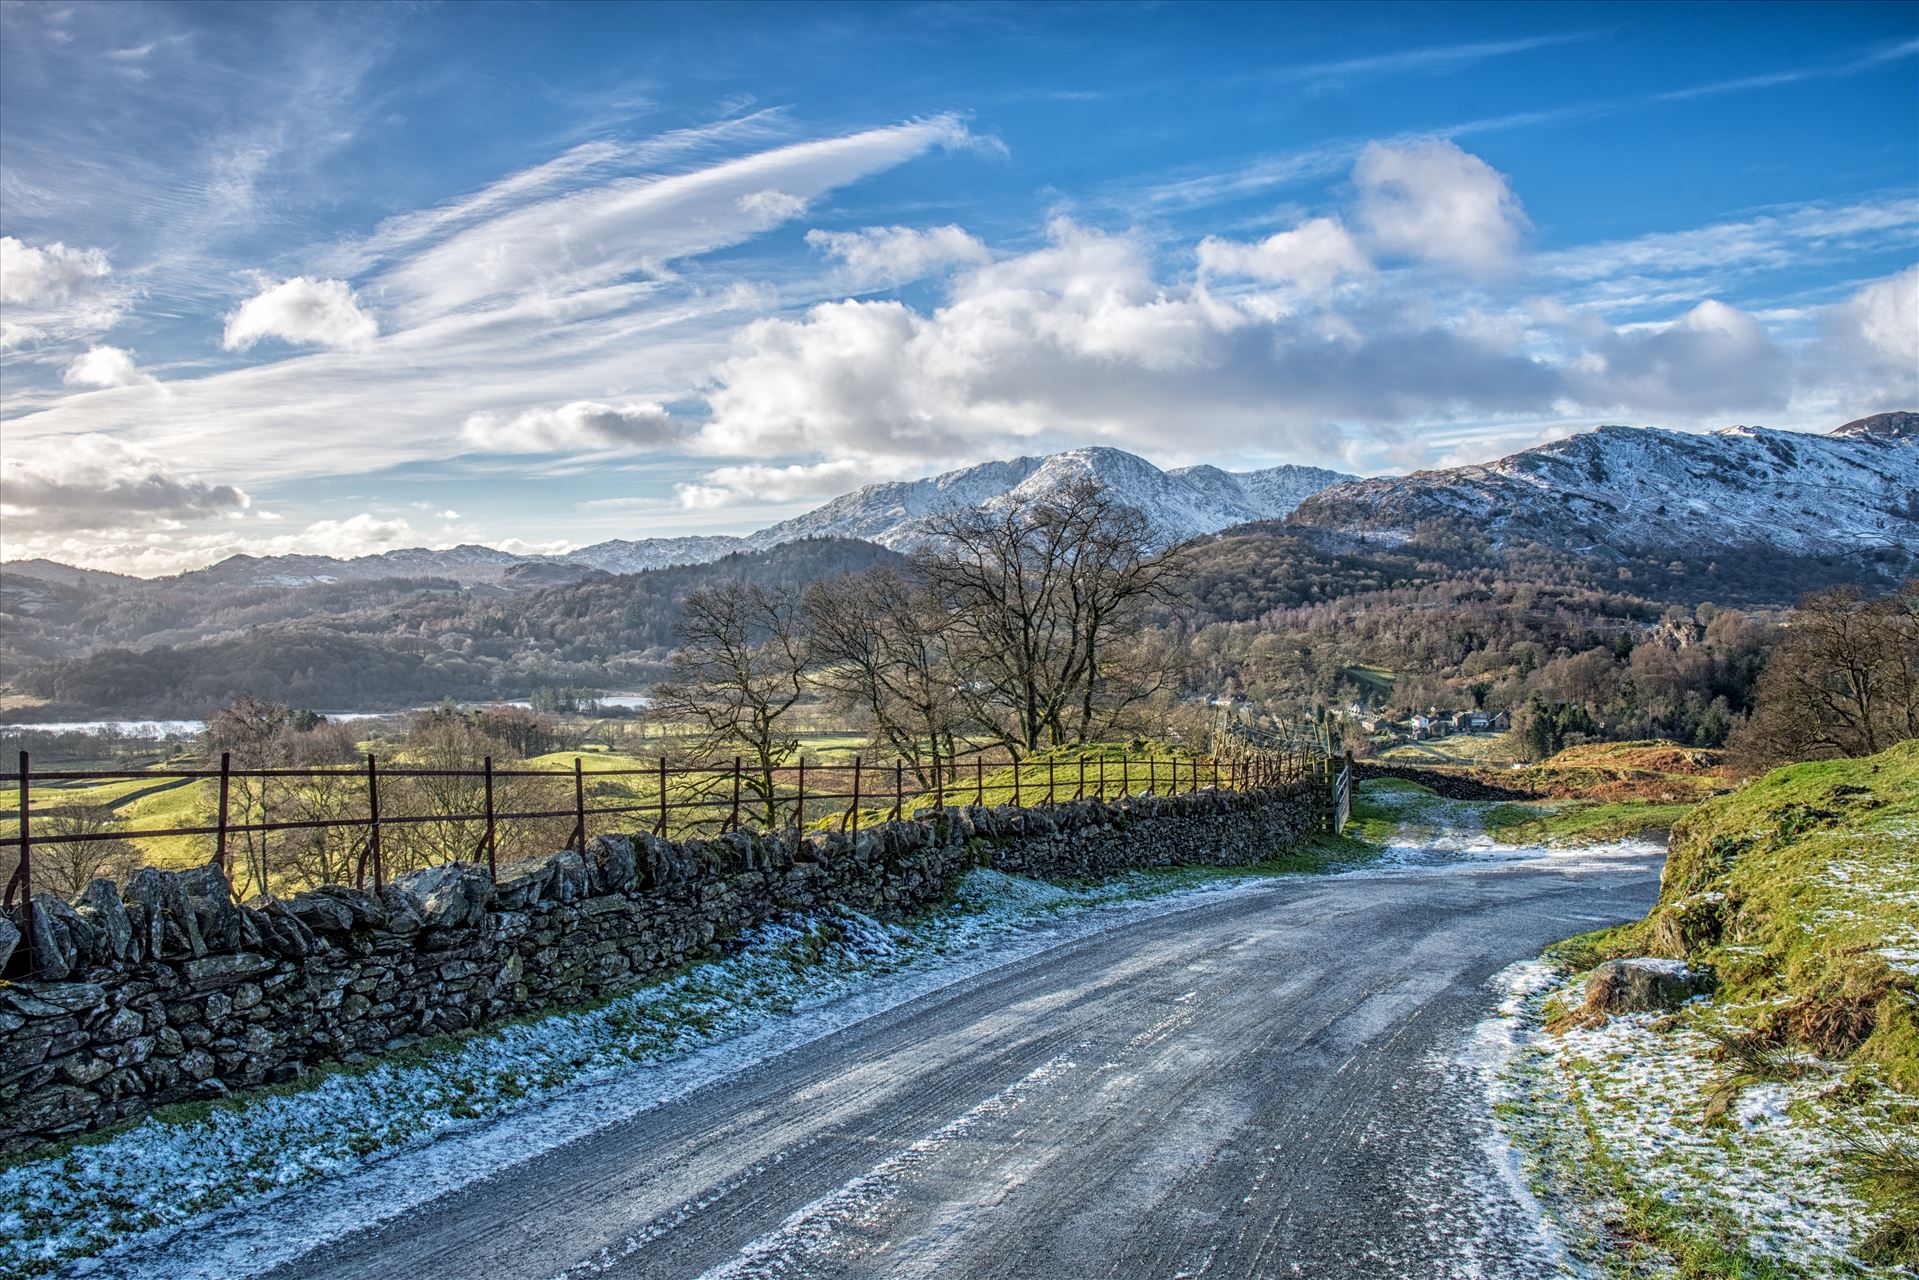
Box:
left=4, top=695, right=651, bottom=738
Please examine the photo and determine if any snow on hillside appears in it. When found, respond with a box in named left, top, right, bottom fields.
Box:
left=1291, top=413, right=1919, bottom=558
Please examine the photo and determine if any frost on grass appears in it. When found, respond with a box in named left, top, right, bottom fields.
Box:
left=1489, top=963, right=1912, bottom=1278
left=0, top=867, right=1264, bottom=1278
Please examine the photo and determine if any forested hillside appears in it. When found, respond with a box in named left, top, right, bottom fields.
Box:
left=6, top=539, right=903, bottom=715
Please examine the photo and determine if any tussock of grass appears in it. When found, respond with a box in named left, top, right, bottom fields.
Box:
left=1830, top=1114, right=1919, bottom=1267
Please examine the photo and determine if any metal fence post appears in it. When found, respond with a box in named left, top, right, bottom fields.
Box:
left=483, top=756, right=497, bottom=877
left=850, top=757, right=862, bottom=839
left=365, top=753, right=383, bottom=891
left=11, top=752, right=32, bottom=974
left=657, top=757, right=668, bottom=837
left=795, top=755, right=806, bottom=829
left=573, top=756, right=587, bottom=850
left=932, top=747, right=943, bottom=813
left=976, top=756, right=984, bottom=808
left=1120, top=755, right=1128, bottom=798
left=1012, top=755, right=1021, bottom=808
left=214, top=751, right=231, bottom=872
left=894, top=759, right=904, bottom=821
left=1047, top=756, right=1055, bottom=804
left=731, top=756, right=743, bottom=833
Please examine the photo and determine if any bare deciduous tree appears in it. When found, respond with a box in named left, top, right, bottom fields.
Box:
left=916, top=479, right=1187, bottom=754
left=805, top=567, right=967, bottom=786
left=33, top=803, right=141, bottom=900
left=651, top=581, right=809, bottom=827
left=1730, top=582, right=1919, bottom=771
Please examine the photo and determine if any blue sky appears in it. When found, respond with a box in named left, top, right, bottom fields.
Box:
left=1, top=0, right=1914, bottom=575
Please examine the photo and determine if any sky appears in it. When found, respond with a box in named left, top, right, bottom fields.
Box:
left=1, top=0, right=1915, bottom=577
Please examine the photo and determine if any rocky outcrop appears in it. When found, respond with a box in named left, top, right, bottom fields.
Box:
left=0, top=782, right=1323, bottom=1154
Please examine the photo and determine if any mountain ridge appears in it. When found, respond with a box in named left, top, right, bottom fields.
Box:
left=5, top=416, right=1913, bottom=590
left=3, top=447, right=1355, bottom=589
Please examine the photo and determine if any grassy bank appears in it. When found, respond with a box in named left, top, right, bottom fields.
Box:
left=1508, top=741, right=1919, bottom=1274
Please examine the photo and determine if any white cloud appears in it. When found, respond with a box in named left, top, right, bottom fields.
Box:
left=1196, top=217, right=1371, bottom=293
left=1554, top=298, right=1791, bottom=414
left=0, top=235, right=111, bottom=302
left=1837, top=264, right=1919, bottom=370
left=699, top=219, right=1561, bottom=470
left=2, top=513, right=421, bottom=578
left=460, top=400, right=681, bottom=453
left=805, top=224, right=991, bottom=288
left=0, top=435, right=248, bottom=535
left=676, top=457, right=924, bottom=507
left=736, top=189, right=808, bottom=222
left=222, top=276, right=378, bottom=351
left=1355, top=137, right=1529, bottom=273
left=0, top=235, right=126, bottom=348
left=2, top=116, right=988, bottom=507
left=1809, top=264, right=1919, bottom=410
left=377, top=115, right=982, bottom=324
left=61, top=345, right=154, bottom=388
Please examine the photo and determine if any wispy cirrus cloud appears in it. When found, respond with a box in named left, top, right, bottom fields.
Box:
left=2, top=114, right=994, bottom=495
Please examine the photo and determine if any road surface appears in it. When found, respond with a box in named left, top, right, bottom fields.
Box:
left=154, top=845, right=1663, bottom=1280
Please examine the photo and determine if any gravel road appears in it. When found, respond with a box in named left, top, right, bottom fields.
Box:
left=164, top=845, right=1660, bottom=1280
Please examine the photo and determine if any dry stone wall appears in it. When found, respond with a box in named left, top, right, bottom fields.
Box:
left=0, top=782, right=1323, bottom=1154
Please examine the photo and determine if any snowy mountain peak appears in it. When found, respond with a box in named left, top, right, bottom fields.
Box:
left=747, top=447, right=1357, bottom=550
left=1290, top=419, right=1919, bottom=561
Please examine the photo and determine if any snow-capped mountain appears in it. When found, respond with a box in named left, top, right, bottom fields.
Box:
left=8, top=420, right=1911, bottom=591
left=1289, top=413, right=1919, bottom=558
left=744, top=447, right=1354, bottom=550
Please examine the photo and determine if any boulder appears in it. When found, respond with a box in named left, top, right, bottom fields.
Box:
left=74, top=879, right=133, bottom=962
left=548, top=850, right=588, bottom=903
left=1582, top=957, right=1714, bottom=1015
left=257, top=900, right=319, bottom=957
left=0, top=911, right=18, bottom=976
left=491, top=855, right=558, bottom=910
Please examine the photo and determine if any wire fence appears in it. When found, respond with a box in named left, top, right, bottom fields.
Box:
left=2, top=745, right=1324, bottom=917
